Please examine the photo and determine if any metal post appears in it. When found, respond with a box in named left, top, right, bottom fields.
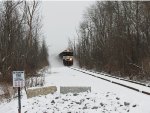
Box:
left=18, top=87, right=21, bottom=113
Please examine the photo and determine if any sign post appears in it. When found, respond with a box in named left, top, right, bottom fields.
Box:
left=13, top=71, right=25, bottom=113
left=18, top=87, right=21, bottom=113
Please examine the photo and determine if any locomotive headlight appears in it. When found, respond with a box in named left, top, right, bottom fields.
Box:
left=69, top=58, right=72, bottom=60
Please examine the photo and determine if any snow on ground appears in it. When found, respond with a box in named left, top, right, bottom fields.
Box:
left=0, top=55, right=150, bottom=113
left=73, top=68, right=150, bottom=92
left=44, top=67, right=150, bottom=113
left=20, top=91, right=137, bottom=113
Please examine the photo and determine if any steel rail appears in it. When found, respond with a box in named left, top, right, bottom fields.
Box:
left=70, top=67, right=150, bottom=96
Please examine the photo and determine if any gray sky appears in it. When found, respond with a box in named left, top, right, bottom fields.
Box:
left=41, top=1, right=94, bottom=54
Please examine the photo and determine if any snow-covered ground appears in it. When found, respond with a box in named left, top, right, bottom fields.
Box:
left=71, top=68, right=150, bottom=93
left=0, top=55, right=150, bottom=113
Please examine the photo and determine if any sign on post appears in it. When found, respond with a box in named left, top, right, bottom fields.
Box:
left=13, top=71, right=25, bottom=87
left=13, top=71, right=25, bottom=113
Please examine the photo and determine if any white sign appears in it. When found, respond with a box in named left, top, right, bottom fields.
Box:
left=13, top=71, right=25, bottom=87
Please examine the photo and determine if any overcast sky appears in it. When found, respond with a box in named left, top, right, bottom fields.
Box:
left=41, top=1, right=94, bottom=55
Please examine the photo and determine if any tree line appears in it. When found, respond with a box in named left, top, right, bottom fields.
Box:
left=0, top=1, right=49, bottom=83
left=70, top=1, right=150, bottom=81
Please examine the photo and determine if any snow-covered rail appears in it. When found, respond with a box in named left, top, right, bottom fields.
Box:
left=70, top=67, right=150, bottom=96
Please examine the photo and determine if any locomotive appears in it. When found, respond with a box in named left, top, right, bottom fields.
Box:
left=59, top=49, right=73, bottom=66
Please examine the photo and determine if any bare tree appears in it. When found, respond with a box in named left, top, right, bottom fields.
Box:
left=72, top=1, right=150, bottom=81
left=0, top=1, right=49, bottom=83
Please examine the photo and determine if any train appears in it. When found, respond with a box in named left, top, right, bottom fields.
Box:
left=59, top=49, right=73, bottom=66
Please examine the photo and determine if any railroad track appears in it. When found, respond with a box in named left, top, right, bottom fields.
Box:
left=70, top=67, right=150, bottom=96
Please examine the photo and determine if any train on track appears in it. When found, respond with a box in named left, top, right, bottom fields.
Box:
left=59, top=49, right=73, bottom=66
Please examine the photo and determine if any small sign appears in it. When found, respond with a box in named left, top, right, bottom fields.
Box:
left=13, top=71, right=25, bottom=87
